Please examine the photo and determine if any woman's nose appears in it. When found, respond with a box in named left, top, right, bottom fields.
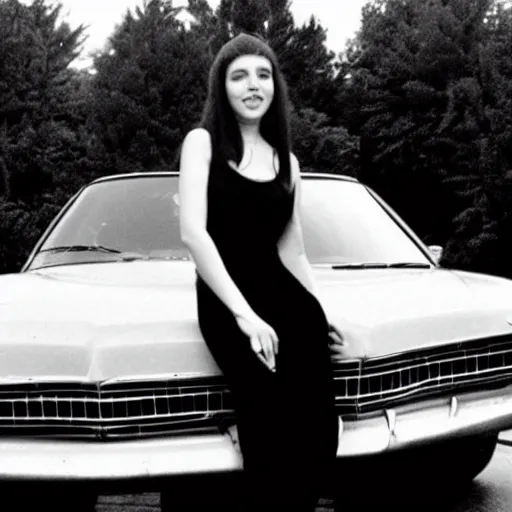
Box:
left=247, top=73, right=259, bottom=90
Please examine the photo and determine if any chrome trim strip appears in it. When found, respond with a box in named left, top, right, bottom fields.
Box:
left=0, top=377, right=93, bottom=385
left=0, top=373, right=222, bottom=386
left=101, top=372, right=223, bottom=385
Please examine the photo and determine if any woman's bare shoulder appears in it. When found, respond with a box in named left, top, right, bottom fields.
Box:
left=184, top=127, right=210, bottom=144
left=182, top=127, right=212, bottom=160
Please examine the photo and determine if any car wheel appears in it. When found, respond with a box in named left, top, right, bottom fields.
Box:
left=431, top=433, right=498, bottom=483
left=331, top=433, right=499, bottom=510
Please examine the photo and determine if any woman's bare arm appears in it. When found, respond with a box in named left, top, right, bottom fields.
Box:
left=178, top=128, right=255, bottom=320
left=277, top=153, right=321, bottom=299
left=277, top=154, right=346, bottom=350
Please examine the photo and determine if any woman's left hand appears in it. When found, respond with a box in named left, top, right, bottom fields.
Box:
left=327, top=322, right=349, bottom=362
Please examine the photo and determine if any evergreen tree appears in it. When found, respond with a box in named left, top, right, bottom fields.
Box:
left=0, top=0, right=86, bottom=202
left=0, top=0, right=87, bottom=273
left=336, top=0, right=512, bottom=275
left=443, top=1, right=512, bottom=276
left=88, top=0, right=211, bottom=176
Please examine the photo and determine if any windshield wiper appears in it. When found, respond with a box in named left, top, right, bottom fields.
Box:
left=36, top=246, right=187, bottom=262
left=331, top=262, right=431, bottom=270
left=39, top=245, right=122, bottom=254
left=385, top=262, right=432, bottom=268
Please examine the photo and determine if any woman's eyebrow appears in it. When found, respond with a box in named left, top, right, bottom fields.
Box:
left=228, top=65, right=272, bottom=75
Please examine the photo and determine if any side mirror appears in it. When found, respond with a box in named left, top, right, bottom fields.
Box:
left=427, top=245, right=443, bottom=264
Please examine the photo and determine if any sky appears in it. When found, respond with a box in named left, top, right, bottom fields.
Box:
left=36, top=0, right=367, bottom=69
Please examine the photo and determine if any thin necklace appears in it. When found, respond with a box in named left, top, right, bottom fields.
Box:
left=238, top=150, right=252, bottom=172
left=239, top=135, right=260, bottom=171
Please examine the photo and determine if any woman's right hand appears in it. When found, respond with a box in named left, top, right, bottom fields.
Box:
left=235, top=313, right=279, bottom=372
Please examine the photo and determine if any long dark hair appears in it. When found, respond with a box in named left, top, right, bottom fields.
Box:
left=199, top=33, right=293, bottom=191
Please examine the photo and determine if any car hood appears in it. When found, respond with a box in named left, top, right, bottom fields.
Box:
left=1, top=261, right=512, bottom=381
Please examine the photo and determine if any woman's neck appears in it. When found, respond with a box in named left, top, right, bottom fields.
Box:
left=239, top=123, right=261, bottom=145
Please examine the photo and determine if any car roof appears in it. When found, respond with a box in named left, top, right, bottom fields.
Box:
left=88, top=171, right=360, bottom=186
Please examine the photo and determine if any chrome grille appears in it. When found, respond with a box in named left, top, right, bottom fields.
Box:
left=0, top=377, right=234, bottom=439
left=334, top=334, right=512, bottom=419
left=2, top=335, right=512, bottom=439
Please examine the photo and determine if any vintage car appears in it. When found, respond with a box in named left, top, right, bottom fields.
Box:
left=1, top=171, right=512, bottom=509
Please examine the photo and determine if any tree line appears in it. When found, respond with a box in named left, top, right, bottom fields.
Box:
left=1, top=0, right=511, bottom=279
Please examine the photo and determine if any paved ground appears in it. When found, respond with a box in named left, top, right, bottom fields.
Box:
left=95, top=494, right=336, bottom=512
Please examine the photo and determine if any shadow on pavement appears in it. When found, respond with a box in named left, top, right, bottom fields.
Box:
left=331, top=481, right=487, bottom=512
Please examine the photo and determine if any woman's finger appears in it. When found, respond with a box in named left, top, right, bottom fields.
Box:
left=258, top=334, right=274, bottom=372
left=264, top=335, right=276, bottom=371
left=328, top=323, right=342, bottom=337
left=329, top=343, right=346, bottom=355
left=256, top=350, right=269, bottom=368
left=271, top=330, right=279, bottom=355
left=330, top=352, right=346, bottom=363
left=249, top=335, right=260, bottom=354
left=328, top=323, right=346, bottom=345
left=250, top=334, right=273, bottom=372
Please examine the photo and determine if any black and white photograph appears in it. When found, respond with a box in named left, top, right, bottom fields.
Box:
left=0, top=0, right=511, bottom=510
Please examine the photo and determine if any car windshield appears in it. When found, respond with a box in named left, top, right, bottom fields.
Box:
left=29, top=175, right=431, bottom=270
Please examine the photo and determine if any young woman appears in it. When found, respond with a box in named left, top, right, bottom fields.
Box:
left=178, top=32, right=344, bottom=512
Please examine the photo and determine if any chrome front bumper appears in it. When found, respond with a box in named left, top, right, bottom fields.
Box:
left=0, top=385, right=511, bottom=481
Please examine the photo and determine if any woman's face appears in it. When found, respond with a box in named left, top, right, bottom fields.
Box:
left=225, top=54, right=274, bottom=124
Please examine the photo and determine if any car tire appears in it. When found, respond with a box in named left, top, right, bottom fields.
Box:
left=331, top=433, right=499, bottom=510
left=431, top=432, right=498, bottom=484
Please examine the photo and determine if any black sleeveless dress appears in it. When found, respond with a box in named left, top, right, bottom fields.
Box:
left=195, top=155, right=339, bottom=511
